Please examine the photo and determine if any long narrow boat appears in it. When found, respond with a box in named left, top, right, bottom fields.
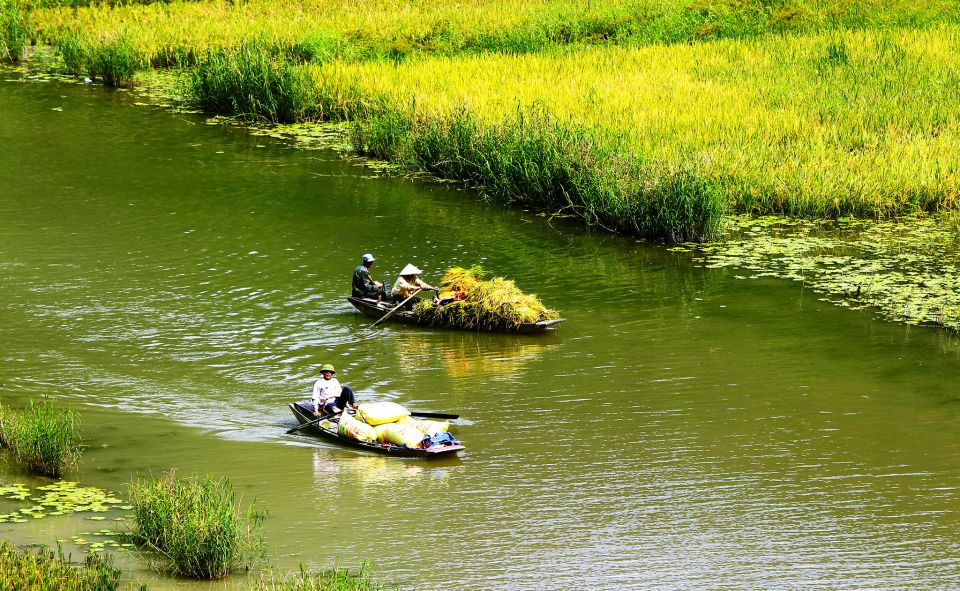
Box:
left=288, top=401, right=465, bottom=458
left=347, top=296, right=564, bottom=333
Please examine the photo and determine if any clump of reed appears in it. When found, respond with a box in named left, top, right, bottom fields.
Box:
left=1, top=399, right=82, bottom=478
left=255, top=563, right=387, bottom=591
left=0, top=0, right=30, bottom=63
left=190, top=41, right=303, bottom=122
left=127, top=471, right=266, bottom=579
left=413, top=265, right=559, bottom=331
left=0, top=540, right=121, bottom=590
left=54, top=29, right=144, bottom=87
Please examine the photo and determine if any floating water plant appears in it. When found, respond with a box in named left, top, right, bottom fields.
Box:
left=2, top=398, right=82, bottom=478
left=412, top=265, right=559, bottom=331
left=0, top=480, right=125, bottom=523
left=128, top=471, right=266, bottom=579
left=0, top=540, right=121, bottom=590
left=678, top=214, right=960, bottom=333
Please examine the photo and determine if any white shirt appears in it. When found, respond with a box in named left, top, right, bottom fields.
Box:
left=312, top=376, right=341, bottom=410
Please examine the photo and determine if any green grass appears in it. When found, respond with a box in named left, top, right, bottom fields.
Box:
left=128, top=471, right=266, bottom=579
left=255, top=563, right=388, bottom=591
left=1, top=399, right=82, bottom=478
left=0, top=540, right=122, bottom=591
left=0, top=0, right=30, bottom=63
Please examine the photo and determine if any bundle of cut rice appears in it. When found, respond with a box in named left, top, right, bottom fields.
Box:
left=413, top=266, right=558, bottom=331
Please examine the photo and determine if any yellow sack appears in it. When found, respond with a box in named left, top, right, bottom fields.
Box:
left=381, top=423, right=428, bottom=448
left=373, top=423, right=393, bottom=444
left=337, top=413, right=377, bottom=443
left=356, top=401, right=411, bottom=426
left=398, top=416, right=449, bottom=436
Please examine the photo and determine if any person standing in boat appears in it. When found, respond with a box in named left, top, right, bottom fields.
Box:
left=352, top=253, right=386, bottom=300
left=312, top=364, right=357, bottom=416
left=391, top=264, right=439, bottom=310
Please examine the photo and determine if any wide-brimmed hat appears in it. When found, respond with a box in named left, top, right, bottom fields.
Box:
left=400, top=263, right=422, bottom=276
left=320, top=364, right=336, bottom=374
left=361, top=253, right=375, bottom=263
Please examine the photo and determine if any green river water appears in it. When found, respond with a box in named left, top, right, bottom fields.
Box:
left=2, top=73, right=960, bottom=590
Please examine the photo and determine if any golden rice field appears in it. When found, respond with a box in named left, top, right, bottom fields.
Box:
left=25, top=0, right=960, bottom=64
left=297, top=25, right=960, bottom=217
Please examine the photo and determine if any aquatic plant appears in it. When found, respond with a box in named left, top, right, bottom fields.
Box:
left=128, top=471, right=266, bottom=579
left=255, top=563, right=388, bottom=591
left=413, top=265, right=560, bottom=331
left=4, top=398, right=81, bottom=478
left=0, top=540, right=122, bottom=591
left=0, top=480, right=126, bottom=523
left=0, top=0, right=29, bottom=63
left=190, top=41, right=301, bottom=122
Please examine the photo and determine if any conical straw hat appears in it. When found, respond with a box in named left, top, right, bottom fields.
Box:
left=400, top=264, right=422, bottom=275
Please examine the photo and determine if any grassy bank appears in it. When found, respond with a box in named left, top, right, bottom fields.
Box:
left=0, top=399, right=82, bottom=477
left=6, top=0, right=960, bottom=241
left=128, top=471, right=266, bottom=579
left=0, top=540, right=122, bottom=590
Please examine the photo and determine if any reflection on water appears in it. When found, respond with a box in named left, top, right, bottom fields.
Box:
left=311, top=448, right=454, bottom=488
left=3, top=74, right=960, bottom=590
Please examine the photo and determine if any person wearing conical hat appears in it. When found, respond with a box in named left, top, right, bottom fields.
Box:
left=312, top=363, right=357, bottom=416
left=391, top=263, right=438, bottom=311
left=352, top=253, right=386, bottom=300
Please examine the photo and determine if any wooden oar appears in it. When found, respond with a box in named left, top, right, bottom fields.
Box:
left=372, top=288, right=422, bottom=327
left=285, top=412, right=335, bottom=434
left=410, top=411, right=459, bottom=420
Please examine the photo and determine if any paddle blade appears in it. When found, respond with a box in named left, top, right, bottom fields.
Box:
left=410, top=411, right=459, bottom=420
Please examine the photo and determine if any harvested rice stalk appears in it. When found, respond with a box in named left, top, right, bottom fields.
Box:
left=413, top=266, right=558, bottom=331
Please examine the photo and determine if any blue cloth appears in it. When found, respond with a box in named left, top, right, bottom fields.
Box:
left=428, top=432, right=457, bottom=447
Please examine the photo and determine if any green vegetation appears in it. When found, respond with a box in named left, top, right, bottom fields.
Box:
left=4, top=0, right=960, bottom=241
left=128, top=471, right=266, bottom=579
left=255, top=564, right=388, bottom=591
left=0, top=540, right=122, bottom=591
left=0, top=399, right=82, bottom=478
left=0, top=0, right=29, bottom=63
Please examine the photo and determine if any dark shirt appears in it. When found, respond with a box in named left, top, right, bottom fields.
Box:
left=352, top=264, right=377, bottom=297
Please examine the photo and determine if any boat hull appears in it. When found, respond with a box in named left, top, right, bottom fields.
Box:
left=347, top=296, right=563, bottom=333
left=288, top=402, right=464, bottom=458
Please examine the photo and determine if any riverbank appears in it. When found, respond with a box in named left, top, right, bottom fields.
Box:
left=4, top=0, right=960, bottom=241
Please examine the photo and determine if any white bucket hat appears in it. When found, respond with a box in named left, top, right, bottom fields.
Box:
left=361, top=253, right=375, bottom=263
left=400, top=263, right=422, bottom=276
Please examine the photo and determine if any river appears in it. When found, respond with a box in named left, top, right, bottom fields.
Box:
left=2, top=72, right=960, bottom=590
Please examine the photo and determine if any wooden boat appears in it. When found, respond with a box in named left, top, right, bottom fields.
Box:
left=288, top=401, right=465, bottom=458
left=347, top=296, right=564, bottom=333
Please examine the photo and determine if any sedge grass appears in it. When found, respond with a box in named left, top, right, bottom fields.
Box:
left=128, top=471, right=266, bottom=579
left=255, top=563, right=387, bottom=591
left=0, top=540, right=122, bottom=591
left=2, top=398, right=81, bottom=478
left=0, top=0, right=29, bottom=63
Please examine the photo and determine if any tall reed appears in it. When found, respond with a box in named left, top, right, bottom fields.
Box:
left=190, top=41, right=301, bottom=122
left=0, top=0, right=29, bottom=63
left=128, top=471, right=266, bottom=579
left=255, top=563, right=387, bottom=591
left=4, top=398, right=81, bottom=478
left=0, top=540, right=121, bottom=591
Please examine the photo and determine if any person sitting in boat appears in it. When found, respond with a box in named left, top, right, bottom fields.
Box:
left=391, top=263, right=438, bottom=311
left=312, top=364, right=357, bottom=416
left=352, top=253, right=386, bottom=300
